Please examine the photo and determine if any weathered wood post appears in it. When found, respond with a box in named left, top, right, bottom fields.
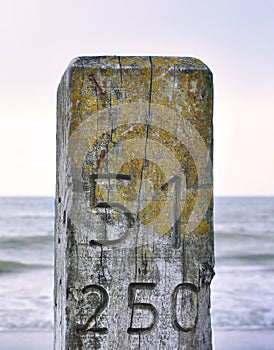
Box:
left=55, top=56, right=214, bottom=350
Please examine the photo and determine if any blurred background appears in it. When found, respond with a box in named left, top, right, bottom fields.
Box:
left=1, top=0, right=274, bottom=197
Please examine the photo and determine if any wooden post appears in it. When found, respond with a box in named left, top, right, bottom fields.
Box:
left=55, top=56, right=214, bottom=350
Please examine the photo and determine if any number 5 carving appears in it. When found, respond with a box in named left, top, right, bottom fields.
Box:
left=76, top=285, right=109, bottom=335
left=127, top=283, right=158, bottom=334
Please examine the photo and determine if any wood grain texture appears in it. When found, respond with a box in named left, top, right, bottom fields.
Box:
left=55, top=56, right=214, bottom=350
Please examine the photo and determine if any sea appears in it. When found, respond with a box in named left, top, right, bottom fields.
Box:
left=0, top=196, right=273, bottom=333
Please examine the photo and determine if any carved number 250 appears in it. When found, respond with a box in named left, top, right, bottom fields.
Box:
left=76, top=282, right=198, bottom=335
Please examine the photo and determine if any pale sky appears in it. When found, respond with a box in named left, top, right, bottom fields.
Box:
left=0, top=0, right=273, bottom=196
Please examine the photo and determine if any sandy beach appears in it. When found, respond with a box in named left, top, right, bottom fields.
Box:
left=1, top=330, right=273, bottom=349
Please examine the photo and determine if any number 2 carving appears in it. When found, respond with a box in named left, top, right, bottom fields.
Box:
left=76, top=285, right=109, bottom=335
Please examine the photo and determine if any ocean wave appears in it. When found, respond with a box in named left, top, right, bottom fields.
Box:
left=0, top=234, right=53, bottom=248
left=215, top=230, right=274, bottom=239
left=0, top=318, right=53, bottom=332
left=218, top=253, right=274, bottom=264
left=212, top=308, right=274, bottom=331
left=0, top=212, right=54, bottom=219
left=0, top=260, right=53, bottom=273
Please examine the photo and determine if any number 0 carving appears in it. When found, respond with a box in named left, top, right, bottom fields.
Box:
left=171, top=283, right=198, bottom=332
left=76, top=285, right=109, bottom=335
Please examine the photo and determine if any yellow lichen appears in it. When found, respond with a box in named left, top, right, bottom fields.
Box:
left=67, top=56, right=213, bottom=237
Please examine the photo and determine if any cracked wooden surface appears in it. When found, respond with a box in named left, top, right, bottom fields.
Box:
left=55, top=56, right=214, bottom=350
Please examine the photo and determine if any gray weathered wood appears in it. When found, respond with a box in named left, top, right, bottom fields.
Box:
left=55, top=56, right=214, bottom=350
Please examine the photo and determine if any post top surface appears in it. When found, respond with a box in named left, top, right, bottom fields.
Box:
left=66, top=56, right=211, bottom=73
